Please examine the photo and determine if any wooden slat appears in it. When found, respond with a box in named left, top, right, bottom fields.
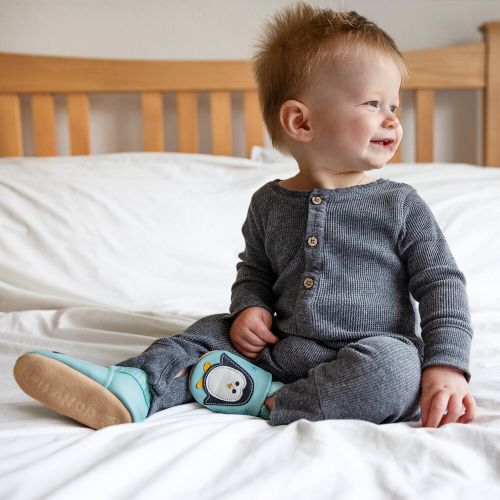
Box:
left=243, top=90, right=263, bottom=157
left=403, top=43, right=485, bottom=89
left=481, top=22, right=500, bottom=167
left=177, top=92, right=198, bottom=153
left=0, top=94, right=23, bottom=156
left=31, top=94, right=56, bottom=156
left=415, top=89, right=434, bottom=162
left=67, top=94, right=90, bottom=155
left=210, top=91, right=232, bottom=155
left=0, top=53, right=256, bottom=93
left=141, top=92, right=165, bottom=152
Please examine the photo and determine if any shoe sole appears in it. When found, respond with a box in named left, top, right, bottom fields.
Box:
left=14, top=353, right=132, bottom=430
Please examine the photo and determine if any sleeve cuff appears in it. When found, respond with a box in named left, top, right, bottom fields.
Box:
left=224, top=301, right=274, bottom=321
left=422, top=329, right=472, bottom=382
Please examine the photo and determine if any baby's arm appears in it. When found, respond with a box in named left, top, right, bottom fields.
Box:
left=230, top=306, right=279, bottom=359
left=228, top=190, right=279, bottom=358
left=420, top=365, right=476, bottom=427
left=398, top=189, right=475, bottom=426
left=229, top=190, right=277, bottom=324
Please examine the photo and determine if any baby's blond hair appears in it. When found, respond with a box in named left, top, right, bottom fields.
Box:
left=253, top=3, right=408, bottom=147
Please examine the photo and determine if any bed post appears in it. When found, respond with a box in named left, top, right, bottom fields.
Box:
left=481, top=21, right=500, bottom=167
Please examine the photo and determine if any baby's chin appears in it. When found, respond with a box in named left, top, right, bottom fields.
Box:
left=364, top=151, right=400, bottom=169
left=361, top=159, right=388, bottom=171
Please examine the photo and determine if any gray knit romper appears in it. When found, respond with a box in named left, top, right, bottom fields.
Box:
left=119, top=178, right=473, bottom=426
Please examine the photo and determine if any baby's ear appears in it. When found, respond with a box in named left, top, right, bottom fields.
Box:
left=279, top=100, right=313, bottom=143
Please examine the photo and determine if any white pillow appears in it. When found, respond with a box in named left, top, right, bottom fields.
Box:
left=374, top=163, right=500, bottom=314
left=0, top=153, right=498, bottom=315
left=250, top=145, right=296, bottom=164
left=0, top=152, right=297, bottom=316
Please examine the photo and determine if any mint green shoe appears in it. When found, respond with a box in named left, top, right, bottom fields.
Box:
left=189, top=350, right=283, bottom=419
left=13, top=350, right=151, bottom=429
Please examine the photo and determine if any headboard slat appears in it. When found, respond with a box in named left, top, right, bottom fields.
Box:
left=244, top=90, right=263, bottom=158
left=177, top=92, right=199, bottom=153
left=481, top=22, right=500, bottom=167
left=210, top=91, right=232, bottom=156
left=0, top=54, right=255, bottom=93
left=402, top=43, right=485, bottom=89
left=0, top=94, right=23, bottom=157
left=67, top=94, right=90, bottom=155
left=31, top=94, right=57, bottom=156
left=141, top=92, right=165, bottom=152
left=415, top=89, right=435, bottom=163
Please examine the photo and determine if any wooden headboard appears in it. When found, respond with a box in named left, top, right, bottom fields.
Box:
left=0, top=20, right=499, bottom=166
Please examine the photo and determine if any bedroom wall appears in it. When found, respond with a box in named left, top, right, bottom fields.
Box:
left=1, top=0, right=500, bottom=163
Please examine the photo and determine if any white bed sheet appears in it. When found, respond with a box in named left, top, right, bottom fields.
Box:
left=1, top=154, right=500, bottom=499
left=1, top=307, right=499, bottom=500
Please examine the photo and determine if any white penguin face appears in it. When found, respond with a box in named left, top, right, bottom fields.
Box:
left=205, top=365, right=247, bottom=402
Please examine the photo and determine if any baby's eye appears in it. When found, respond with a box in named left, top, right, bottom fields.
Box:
left=390, top=105, right=400, bottom=114
left=365, top=101, right=379, bottom=108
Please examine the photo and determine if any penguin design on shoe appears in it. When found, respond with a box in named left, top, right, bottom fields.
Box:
left=196, top=352, right=254, bottom=406
left=189, top=350, right=283, bottom=419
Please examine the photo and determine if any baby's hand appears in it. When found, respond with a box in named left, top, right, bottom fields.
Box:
left=229, top=307, right=279, bottom=359
left=420, top=365, right=477, bottom=428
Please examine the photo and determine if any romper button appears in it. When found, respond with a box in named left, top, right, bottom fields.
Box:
left=303, top=277, right=314, bottom=289
left=311, top=196, right=322, bottom=205
left=307, top=236, right=318, bottom=247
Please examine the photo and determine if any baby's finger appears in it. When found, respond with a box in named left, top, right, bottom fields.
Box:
left=239, top=329, right=267, bottom=347
left=233, top=346, right=258, bottom=360
left=420, top=391, right=433, bottom=427
left=440, top=393, right=463, bottom=425
left=238, top=347, right=259, bottom=359
left=253, top=323, right=279, bottom=344
left=458, top=393, right=477, bottom=423
left=235, top=338, right=264, bottom=354
left=425, top=391, right=450, bottom=428
left=419, top=392, right=432, bottom=427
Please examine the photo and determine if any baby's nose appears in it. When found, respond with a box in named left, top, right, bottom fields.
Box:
left=383, top=114, right=399, bottom=128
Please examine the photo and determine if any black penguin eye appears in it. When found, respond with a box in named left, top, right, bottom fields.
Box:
left=232, top=389, right=237, bottom=394
left=235, top=381, right=240, bottom=386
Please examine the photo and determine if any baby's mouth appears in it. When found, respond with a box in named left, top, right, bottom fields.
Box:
left=370, top=139, right=395, bottom=147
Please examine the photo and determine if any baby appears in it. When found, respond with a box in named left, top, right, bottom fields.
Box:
left=14, top=3, right=476, bottom=429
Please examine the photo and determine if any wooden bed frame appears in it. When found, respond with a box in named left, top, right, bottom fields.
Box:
left=0, top=21, right=499, bottom=166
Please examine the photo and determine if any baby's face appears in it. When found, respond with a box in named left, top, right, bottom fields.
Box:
left=301, top=49, right=403, bottom=172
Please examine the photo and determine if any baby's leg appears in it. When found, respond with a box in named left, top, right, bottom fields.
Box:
left=269, top=336, right=422, bottom=426
left=118, top=313, right=237, bottom=415
left=14, top=313, right=236, bottom=428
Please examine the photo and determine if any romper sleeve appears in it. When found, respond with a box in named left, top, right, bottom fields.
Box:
left=227, top=190, right=277, bottom=318
left=398, top=188, right=473, bottom=381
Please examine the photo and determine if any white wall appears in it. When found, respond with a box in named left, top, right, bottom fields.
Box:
left=1, top=0, right=500, bottom=161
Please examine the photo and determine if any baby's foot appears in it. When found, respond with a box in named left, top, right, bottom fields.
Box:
left=188, top=350, right=283, bottom=419
left=265, top=394, right=276, bottom=412
left=13, top=350, right=151, bottom=429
